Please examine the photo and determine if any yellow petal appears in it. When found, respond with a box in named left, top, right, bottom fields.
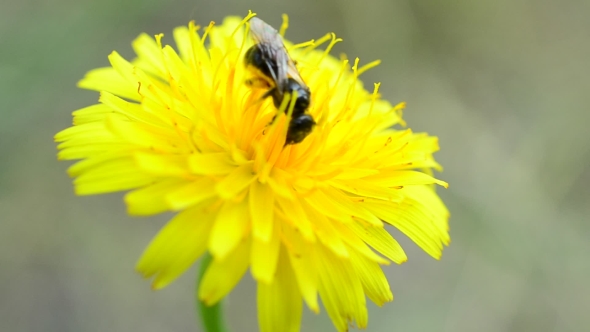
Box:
left=172, top=26, right=192, bottom=63
left=131, top=33, right=167, bottom=77
left=99, top=91, right=169, bottom=128
left=332, top=222, right=389, bottom=265
left=363, top=186, right=449, bottom=259
left=304, top=190, right=352, bottom=222
left=105, top=114, right=183, bottom=153
left=404, top=185, right=450, bottom=238
left=316, top=246, right=367, bottom=331
left=58, top=143, right=130, bottom=160
left=364, top=170, right=448, bottom=188
left=72, top=104, right=112, bottom=125
left=136, top=203, right=215, bottom=289
left=406, top=134, right=440, bottom=153
left=134, top=152, right=191, bottom=176
left=107, top=51, right=139, bottom=86
left=335, top=168, right=380, bottom=180
left=54, top=121, right=111, bottom=143
left=208, top=200, right=250, bottom=260
left=56, top=121, right=126, bottom=161
left=188, top=152, right=237, bottom=175
left=124, top=179, right=188, bottom=215
left=250, top=222, right=280, bottom=284
left=349, top=249, right=393, bottom=306
left=165, top=177, right=217, bottom=211
left=215, top=162, right=256, bottom=199
left=380, top=156, right=442, bottom=171
left=301, top=202, right=349, bottom=258
left=249, top=180, right=275, bottom=242
left=329, top=179, right=404, bottom=202
left=160, top=45, right=203, bottom=112
left=198, top=239, right=250, bottom=306
left=282, top=224, right=319, bottom=313
left=275, top=195, right=315, bottom=242
left=56, top=127, right=119, bottom=151
left=77, top=66, right=139, bottom=101
left=257, top=248, right=302, bottom=332
left=67, top=151, right=130, bottom=177
left=321, top=186, right=382, bottom=225
left=73, top=157, right=153, bottom=195
left=347, top=219, right=407, bottom=264
left=266, top=167, right=296, bottom=199
left=108, top=51, right=172, bottom=109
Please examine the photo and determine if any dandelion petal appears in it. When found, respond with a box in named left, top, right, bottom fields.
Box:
left=136, top=204, right=215, bottom=289
left=249, top=181, right=275, bottom=242
left=125, top=179, right=188, bottom=216
left=250, top=224, right=280, bottom=284
left=257, top=249, right=302, bottom=332
left=208, top=200, right=250, bottom=260
left=317, top=247, right=368, bottom=331
left=215, top=162, right=256, bottom=199
left=198, top=239, right=250, bottom=306
left=349, top=249, right=393, bottom=306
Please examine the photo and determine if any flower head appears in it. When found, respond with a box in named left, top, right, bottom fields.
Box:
left=55, top=12, right=449, bottom=332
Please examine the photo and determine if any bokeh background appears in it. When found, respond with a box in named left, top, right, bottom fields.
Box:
left=2, top=0, right=589, bottom=331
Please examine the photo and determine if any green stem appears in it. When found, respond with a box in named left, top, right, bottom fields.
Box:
left=197, top=253, right=229, bottom=332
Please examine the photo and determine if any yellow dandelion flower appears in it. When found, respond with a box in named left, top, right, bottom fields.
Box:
left=55, top=12, right=450, bottom=332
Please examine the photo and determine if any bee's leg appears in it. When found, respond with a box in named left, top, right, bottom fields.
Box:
left=261, top=87, right=276, bottom=100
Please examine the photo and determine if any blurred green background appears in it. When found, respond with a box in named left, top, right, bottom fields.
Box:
left=2, top=0, right=589, bottom=331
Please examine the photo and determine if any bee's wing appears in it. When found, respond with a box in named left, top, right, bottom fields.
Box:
left=249, top=17, right=290, bottom=91
left=273, top=51, right=290, bottom=91
left=286, top=57, right=307, bottom=89
left=248, top=18, right=279, bottom=43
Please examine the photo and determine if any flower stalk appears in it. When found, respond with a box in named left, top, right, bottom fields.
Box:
left=197, top=253, right=229, bottom=332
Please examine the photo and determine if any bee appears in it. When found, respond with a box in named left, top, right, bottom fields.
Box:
left=244, top=17, right=315, bottom=145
